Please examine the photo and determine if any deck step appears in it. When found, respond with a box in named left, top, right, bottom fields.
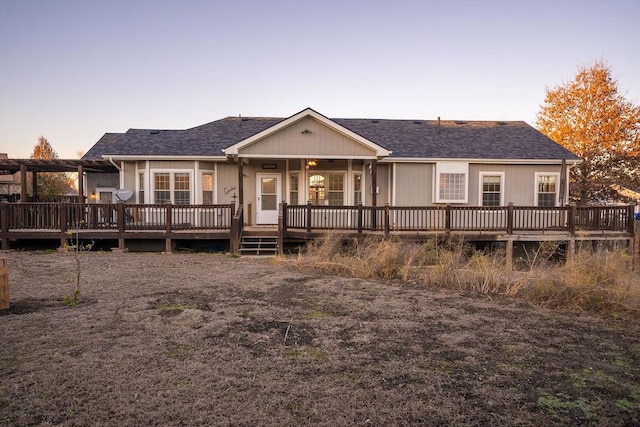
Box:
left=239, top=236, right=278, bottom=256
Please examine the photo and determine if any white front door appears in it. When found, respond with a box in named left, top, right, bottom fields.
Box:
left=256, top=174, right=281, bottom=224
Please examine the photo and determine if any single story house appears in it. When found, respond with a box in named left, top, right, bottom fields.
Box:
left=82, top=107, right=581, bottom=226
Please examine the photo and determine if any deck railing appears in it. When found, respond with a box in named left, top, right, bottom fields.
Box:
left=0, top=202, right=634, bottom=237
left=0, top=202, right=234, bottom=232
left=281, top=202, right=635, bottom=235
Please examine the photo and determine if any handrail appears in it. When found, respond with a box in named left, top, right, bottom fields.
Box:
left=0, top=202, right=633, bottom=235
left=283, top=204, right=635, bottom=235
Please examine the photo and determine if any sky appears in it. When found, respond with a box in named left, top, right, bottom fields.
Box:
left=0, top=0, right=639, bottom=159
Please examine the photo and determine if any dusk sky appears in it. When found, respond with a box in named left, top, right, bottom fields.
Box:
left=1, top=0, right=638, bottom=159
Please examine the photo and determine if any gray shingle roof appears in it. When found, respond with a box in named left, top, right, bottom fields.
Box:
left=83, top=115, right=580, bottom=161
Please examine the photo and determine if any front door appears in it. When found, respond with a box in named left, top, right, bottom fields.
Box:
left=256, top=174, right=281, bottom=224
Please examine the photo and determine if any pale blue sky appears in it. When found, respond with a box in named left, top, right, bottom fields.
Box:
left=1, top=0, right=638, bottom=159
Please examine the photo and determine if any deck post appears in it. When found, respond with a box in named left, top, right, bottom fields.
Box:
left=507, top=202, right=514, bottom=234
left=277, top=202, right=286, bottom=256
left=0, top=204, right=8, bottom=251
left=59, top=203, right=68, bottom=248
left=568, top=203, right=577, bottom=236
left=357, top=202, right=363, bottom=234
left=633, top=220, right=639, bottom=272
left=384, top=203, right=390, bottom=238
left=230, top=205, right=242, bottom=256
left=165, top=203, right=173, bottom=254
left=627, top=205, right=635, bottom=235
left=445, top=204, right=452, bottom=233
left=567, top=239, right=576, bottom=262
left=306, top=201, right=312, bottom=233
left=117, top=202, right=125, bottom=250
left=505, top=239, right=513, bottom=271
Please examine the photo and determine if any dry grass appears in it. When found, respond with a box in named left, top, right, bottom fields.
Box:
left=2, top=251, right=640, bottom=425
left=291, top=233, right=640, bottom=316
left=526, top=249, right=639, bottom=313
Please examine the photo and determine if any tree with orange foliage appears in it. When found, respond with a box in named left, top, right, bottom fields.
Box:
left=30, top=136, right=75, bottom=198
left=537, top=61, right=640, bottom=204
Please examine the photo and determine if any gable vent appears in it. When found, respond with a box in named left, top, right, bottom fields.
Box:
left=150, top=130, right=159, bottom=134
left=371, top=120, right=379, bottom=123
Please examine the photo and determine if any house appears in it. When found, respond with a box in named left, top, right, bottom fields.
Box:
left=82, top=107, right=581, bottom=226
left=0, top=153, right=22, bottom=201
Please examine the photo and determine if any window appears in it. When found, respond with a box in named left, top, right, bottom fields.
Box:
left=153, top=171, right=192, bottom=204
left=435, top=162, right=468, bottom=203
left=536, top=174, right=558, bottom=207
left=289, top=173, right=299, bottom=204
left=138, top=172, right=145, bottom=204
left=353, top=173, right=362, bottom=205
left=202, top=172, right=214, bottom=204
left=327, top=174, right=344, bottom=206
left=174, top=173, right=190, bottom=204
left=308, top=173, right=345, bottom=205
left=309, top=174, right=325, bottom=205
left=479, top=173, right=504, bottom=206
left=154, top=173, right=171, bottom=204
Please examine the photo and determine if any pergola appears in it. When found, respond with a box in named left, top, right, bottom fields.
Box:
left=0, top=158, right=118, bottom=202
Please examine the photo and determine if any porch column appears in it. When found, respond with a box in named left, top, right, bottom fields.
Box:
left=31, top=171, right=38, bottom=201
left=77, top=164, right=84, bottom=204
left=237, top=158, right=244, bottom=208
left=371, top=159, right=377, bottom=207
left=20, top=164, right=27, bottom=202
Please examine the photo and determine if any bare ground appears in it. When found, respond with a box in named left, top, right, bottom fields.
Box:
left=1, top=250, right=639, bottom=426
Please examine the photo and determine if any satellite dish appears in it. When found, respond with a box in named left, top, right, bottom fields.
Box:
left=114, top=188, right=134, bottom=202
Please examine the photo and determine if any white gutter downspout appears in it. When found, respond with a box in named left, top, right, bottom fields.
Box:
left=108, top=157, right=124, bottom=189
left=108, top=157, right=122, bottom=171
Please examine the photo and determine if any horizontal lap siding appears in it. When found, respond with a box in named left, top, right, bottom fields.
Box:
left=394, top=163, right=433, bottom=206
left=216, top=163, right=239, bottom=205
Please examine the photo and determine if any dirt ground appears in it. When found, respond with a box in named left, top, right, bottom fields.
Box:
left=1, top=250, right=639, bottom=426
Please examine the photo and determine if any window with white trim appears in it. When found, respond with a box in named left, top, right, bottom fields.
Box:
left=353, top=173, right=363, bottom=205
left=202, top=172, right=214, bottom=204
left=153, top=171, right=192, bottom=205
left=536, top=173, right=558, bottom=207
left=308, top=173, right=345, bottom=205
left=138, top=172, right=145, bottom=204
left=289, top=173, right=299, bottom=205
left=435, top=162, right=468, bottom=203
left=479, top=172, right=504, bottom=206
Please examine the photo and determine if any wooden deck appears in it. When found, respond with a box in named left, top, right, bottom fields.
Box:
left=0, top=202, right=636, bottom=257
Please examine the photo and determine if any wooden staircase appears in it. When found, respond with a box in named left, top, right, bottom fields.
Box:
left=239, top=235, right=278, bottom=256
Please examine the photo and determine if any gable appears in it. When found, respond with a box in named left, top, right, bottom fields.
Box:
left=238, top=116, right=376, bottom=158
left=224, top=108, right=391, bottom=159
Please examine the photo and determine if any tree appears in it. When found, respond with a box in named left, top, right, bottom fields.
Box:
left=537, top=61, right=640, bottom=204
left=29, top=136, right=75, bottom=198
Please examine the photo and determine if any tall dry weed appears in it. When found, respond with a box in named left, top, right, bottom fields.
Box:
left=291, top=233, right=421, bottom=280
left=526, top=249, right=639, bottom=314
left=288, top=233, right=639, bottom=316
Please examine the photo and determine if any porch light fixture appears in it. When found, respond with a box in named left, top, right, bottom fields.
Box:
left=90, top=191, right=96, bottom=200
left=307, top=159, right=317, bottom=167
